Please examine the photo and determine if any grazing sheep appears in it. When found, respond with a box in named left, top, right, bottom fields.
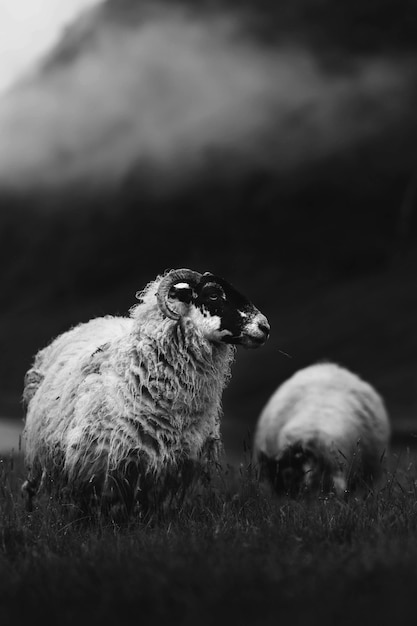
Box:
left=253, top=362, right=390, bottom=496
left=22, top=268, right=269, bottom=514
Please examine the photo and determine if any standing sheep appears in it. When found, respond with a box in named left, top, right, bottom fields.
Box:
left=253, top=362, right=390, bottom=496
left=22, top=268, right=270, bottom=514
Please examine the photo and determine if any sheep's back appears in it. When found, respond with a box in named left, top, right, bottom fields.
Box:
left=23, top=316, right=132, bottom=463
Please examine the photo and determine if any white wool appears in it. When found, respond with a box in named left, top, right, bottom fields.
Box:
left=23, top=273, right=235, bottom=501
left=254, top=362, right=391, bottom=493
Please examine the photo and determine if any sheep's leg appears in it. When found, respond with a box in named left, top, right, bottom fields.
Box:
left=332, top=471, right=347, bottom=497
left=177, top=459, right=200, bottom=502
left=21, top=468, right=46, bottom=511
left=101, top=462, right=141, bottom=521
left=200, top=436, right=223, bottom=465
left=256, top=452, right=280, bottom=491
left=21, top=478, right=37, bottom=511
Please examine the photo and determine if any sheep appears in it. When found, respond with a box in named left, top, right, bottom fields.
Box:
left=22, top=268, right=270, bottom=515
left=253, top=362, right=390, bottom=497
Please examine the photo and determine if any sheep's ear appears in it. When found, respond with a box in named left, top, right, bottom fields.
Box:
left=169, top=283, right=194, bottom=304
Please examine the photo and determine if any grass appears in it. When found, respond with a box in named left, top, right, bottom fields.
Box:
left=1, top=448, right=417, bottom=625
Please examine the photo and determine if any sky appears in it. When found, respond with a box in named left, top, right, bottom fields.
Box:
left=0, top=0, right=103, bottom=93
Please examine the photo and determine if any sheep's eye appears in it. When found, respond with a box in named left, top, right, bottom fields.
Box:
left=208, top=292, right=220, bottom=301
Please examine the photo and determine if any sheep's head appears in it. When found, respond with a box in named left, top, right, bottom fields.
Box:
left=273, top=444, right=337, bottom=495
left=156, top=268, right=270, bottom=348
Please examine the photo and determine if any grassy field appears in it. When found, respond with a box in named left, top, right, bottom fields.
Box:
left=1, top=446, right=417, bottom=626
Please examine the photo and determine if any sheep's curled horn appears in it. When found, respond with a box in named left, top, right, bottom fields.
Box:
left=157, top=268, right=202, bottom=320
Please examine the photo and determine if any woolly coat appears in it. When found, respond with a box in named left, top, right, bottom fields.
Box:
left=23, top=276, right=235, bottom=498
left=254, top=362, right=391, bottom=492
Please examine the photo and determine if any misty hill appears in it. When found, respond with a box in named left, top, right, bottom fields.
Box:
left=1, top=0, right=417, bottom=459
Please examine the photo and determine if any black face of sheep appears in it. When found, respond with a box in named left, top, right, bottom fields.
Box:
left=259, top=445, right=334, bottom=497
left=157, top=269, right=270, bottom=348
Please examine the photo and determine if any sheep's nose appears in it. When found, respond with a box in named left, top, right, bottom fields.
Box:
left=241, top=311, right=270, bottom=348
left=258, top=321, right=270, bottom=338
left=252, top=314, right=270, bottom=345
left=255, top=313, right=270, bottom=339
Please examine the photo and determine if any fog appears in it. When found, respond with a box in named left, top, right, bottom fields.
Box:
left=0, top=0, right=103, bottom=93
left=0, top=4, right=412, bottom=193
